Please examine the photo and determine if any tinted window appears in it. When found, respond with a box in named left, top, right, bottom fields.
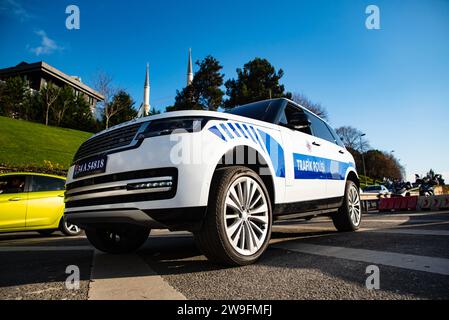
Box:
left=0, top=175, right=26, bottom=194
left=30, top=176, right=65, bottom=192
left=306, top=112, right=336, bottom=143
left=226, top=100, right=275, bottom=123
left=279, top=104, right=312, bottom=135
left=326, top=123, right=345, bottom=147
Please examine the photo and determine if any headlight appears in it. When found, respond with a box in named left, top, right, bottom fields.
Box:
left=137, top=116, right=223, bottom=139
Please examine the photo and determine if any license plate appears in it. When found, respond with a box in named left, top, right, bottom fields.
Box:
left=73, top=155, right=107, bottom=179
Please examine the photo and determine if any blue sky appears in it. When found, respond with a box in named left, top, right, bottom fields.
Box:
left=1, top=0, right=448, bottom=181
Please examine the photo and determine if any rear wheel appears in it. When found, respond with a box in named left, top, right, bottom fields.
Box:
left=194, top=166, right=272, bottom=266
left=85, top=226, right=150, bottom=254
left=332, top=180, right=362, bottom=232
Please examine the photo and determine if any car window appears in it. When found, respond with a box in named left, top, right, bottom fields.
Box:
left=306, top=112, right=336, bottom=144
left=278, top=104, right=312, bottom=135
left=0, top=175, right=26, bottom=194
left=326, top=123, right=345, bottom=148
left=30, top=176, right=65, bottom=192
left=226, top=100, right=272, bottom=122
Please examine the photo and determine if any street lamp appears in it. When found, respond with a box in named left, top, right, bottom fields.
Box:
left=360, top=133, right=367, bottom=186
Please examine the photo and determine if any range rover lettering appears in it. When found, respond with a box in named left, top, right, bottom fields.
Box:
left=65, top=98, right=361, bottom=266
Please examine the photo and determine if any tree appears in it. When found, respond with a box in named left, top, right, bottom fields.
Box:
left=291, top=93, right=328, bottom=120
left=224, top=58, right=291, bottom=108
left=364, top=150, right=404, bottom=181
left=335, top=126, right=370, bottom=152
left=192, top=56, right=224, bottom=111
left=103, top=90, right=137, bottom=128
left=53, top=86, right=75, bottom=126
left=93, top=71, right=116, bottom=128
left=0, top=76, right=28, bottom=118
left=167, top=55, right=224, bottom=112
left=41, top=82, right=61, bottom=126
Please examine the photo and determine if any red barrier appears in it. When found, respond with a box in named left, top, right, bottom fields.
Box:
left=400, top=197, right=409, bottom=211
left=386, top=198, right=395, bottom=211
left=379, top=198, right=388, bottom=211
left=407, top=196, right=418, bottom=211
left=393, top=197, right=402, bottom=210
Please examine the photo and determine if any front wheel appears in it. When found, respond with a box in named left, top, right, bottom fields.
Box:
left=332, top=180, right=362, bottom=232
left=59, top=218, right=83, bottom=236
left=194, top=166, right=272, bottom=266
left=85, top=226, right=150, bottom=254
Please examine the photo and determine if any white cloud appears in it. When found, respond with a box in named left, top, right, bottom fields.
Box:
left=0, top=0, right=31, bottom=20
left=30, top=30, right=64, bottom=56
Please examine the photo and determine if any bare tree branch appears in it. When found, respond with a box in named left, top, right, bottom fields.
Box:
left=291, top=93, right=329, bottom=120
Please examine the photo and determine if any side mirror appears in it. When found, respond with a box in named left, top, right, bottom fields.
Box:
left=289, top=112, right=311, bottom=129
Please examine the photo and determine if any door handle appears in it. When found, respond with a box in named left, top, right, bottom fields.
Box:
left=8, top=197, right=21, bottom=201
left=312, top=141, right=321, bottom=146
left=339, top=150, right=345, bottom=154
left=58, top=194, right=65, bottom=198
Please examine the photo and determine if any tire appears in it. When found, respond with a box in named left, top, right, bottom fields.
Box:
left=59, top=218, right=83, bottom=236
left=38, top=229, right=55, bottom=236
left=85, top=226, right=150, bottom=254
left=194, top=166, right=272, bottom=266
left=332, top=180, right=362, bottom=232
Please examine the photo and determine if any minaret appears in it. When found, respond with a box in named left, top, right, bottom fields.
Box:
left=187, top=48, right=193, bottom=86
left=143, top=63, right=150, bottom=116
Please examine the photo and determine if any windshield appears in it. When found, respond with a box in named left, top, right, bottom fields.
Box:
left=226, top=100, right=274, bottom=122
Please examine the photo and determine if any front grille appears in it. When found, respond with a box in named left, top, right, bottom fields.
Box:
left=64, top=167, right=178, bottom=208
left=73, top=123, right=142, bottom=163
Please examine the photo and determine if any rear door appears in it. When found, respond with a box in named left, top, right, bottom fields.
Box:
left=0, top=175, right=28, bottom=230
left=25, top=175, right=65, bottom=228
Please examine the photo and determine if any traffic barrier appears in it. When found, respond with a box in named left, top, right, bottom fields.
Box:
left=418, top=196, right=432, bottom=210
left=399, top=197, right=409, bottom=211
left=407, top=196, right=418, bottom=211
left=430, top=196, right=441, bottom=211
left=440, top=195, right=449, bottom=210
left=379, top=198, right=388, bottom=211
left=386, top=198, right=395, bottom=211
left=393, top=197, right=402, bottom=211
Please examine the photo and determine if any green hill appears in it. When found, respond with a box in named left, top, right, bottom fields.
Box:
left=0, top=116, right=92, bottom=170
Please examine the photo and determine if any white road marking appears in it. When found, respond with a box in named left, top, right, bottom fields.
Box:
left=88, top=250, right=186, bottom=300
left=0, top=246, right=92, bottom=252
left=365, top=229, right=449, bottom=236
left=272, top=243, right=449, bottom=276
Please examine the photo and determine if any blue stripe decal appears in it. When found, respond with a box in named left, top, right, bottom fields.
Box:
left=234, top=123, right=248, bottom=138
left=293, top=153, right=351, bottom=180
left=208, top=125, right=227, bottom=141
left=220, top=123, right=234, bottom=139
left=242, top=124, right=257, bottom=143
left=257, top=129, right=285, bottom=178
left=227, top=123, right=241, bottom=137
left=249, top=126, right=265, bottom=150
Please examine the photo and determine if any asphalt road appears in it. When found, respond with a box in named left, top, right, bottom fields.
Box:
left=1, top=210, right=449, bottom=300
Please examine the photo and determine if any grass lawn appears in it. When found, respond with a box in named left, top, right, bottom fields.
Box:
left=0, top=116, right=93, bottom=169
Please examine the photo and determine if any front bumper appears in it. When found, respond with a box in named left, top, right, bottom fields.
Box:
left=65, top=206, right=207, bottom=231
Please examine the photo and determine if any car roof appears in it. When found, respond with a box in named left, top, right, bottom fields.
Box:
left=0, top=172, right=66, bottom=180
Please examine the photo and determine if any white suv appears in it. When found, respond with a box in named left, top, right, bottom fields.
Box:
left=65, top=98, right=361, bottom=265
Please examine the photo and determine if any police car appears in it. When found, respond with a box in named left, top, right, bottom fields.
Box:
left=65, top=98, right=361, bottom=266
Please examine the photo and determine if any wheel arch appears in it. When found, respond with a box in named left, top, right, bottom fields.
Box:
left=210, top=145, right=277, bottom=208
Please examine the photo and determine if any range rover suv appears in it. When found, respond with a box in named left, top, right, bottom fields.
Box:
left=65, top=98, right=361, bottom=265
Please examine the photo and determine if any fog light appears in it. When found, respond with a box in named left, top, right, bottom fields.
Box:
left=127, top=179, right=173, bottom=191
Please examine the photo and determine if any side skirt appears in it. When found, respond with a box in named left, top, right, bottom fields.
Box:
left=273, top=197, right=343, bottom=220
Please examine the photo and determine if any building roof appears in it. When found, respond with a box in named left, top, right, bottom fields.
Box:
left=0, top=61, right=104, bottom=101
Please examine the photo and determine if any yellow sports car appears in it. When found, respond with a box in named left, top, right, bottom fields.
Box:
left=0, top=172, right=81, bottom=236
